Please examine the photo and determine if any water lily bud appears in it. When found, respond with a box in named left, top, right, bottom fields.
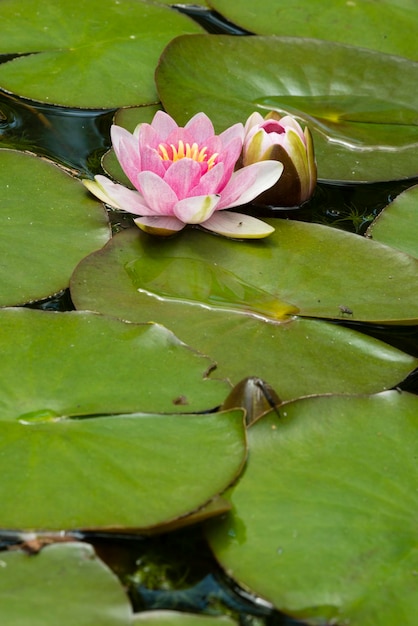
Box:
left=242, top=111, right=317, bottom=207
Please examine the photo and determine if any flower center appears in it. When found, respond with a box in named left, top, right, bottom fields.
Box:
left=158, top=140, right=218, bottom=169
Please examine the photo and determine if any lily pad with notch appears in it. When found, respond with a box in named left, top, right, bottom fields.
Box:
left=0, top=307, right=229, bottom=419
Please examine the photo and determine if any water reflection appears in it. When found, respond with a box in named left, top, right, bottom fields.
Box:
left=0, top=89, right=114, bottom=174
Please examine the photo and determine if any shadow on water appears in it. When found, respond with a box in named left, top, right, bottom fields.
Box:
left=89, top=526, right=306, bottom=626
left=0, top=88, right=115, bottom=174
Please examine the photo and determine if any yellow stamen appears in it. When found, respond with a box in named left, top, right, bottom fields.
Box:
left=207, top=153, right=217, bottom=168
left=158, top=144, right=170, bottom=161
left=158, top=141, right=218, bottom=170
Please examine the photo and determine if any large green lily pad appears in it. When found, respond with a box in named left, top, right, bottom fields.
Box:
left=206, top=391, right=418, bottom=626
left=0, top=0, right=203, bottom=108
left=0, top=150, right=110, bottom=306
left=70, top=227, right=418, bottom=400
left=208, top=0, right=418, bottom=60
left=102, top=105, right=162, bottom=188
left=156, top=35, right=418, bottom=182
left=71, top=224, right=418, bottom=324
left=156, top=0, right=208, bottom=5
left=0, top=307, right=228, bottom=417
left=367, top=184, right=418, bottom=258
left=0, top=542, right=133, bottom=625
left=134, top=612, right=237, bottom=625
left=0, top=408, right=245, bottom=530
left=0, top=307, right=243, bottom=531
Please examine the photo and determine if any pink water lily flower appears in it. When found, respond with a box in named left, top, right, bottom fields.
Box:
left=83, top=111, right=283, bottom=238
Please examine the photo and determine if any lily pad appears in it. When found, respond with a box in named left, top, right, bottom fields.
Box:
left=206, top=391, right=418, bottom=626
left=0, top=307, right=228, bottom=417
left=156, top=35, right=418, bottom=182
left=134, top=612, right=237, bottom=625
left=0, top=150, right=110, bottom=306
left=0, top=0, right=203, bottom=108
left=366, top=184, right=418, bottom=258
left=139, top=496, right=233, bottom=536
left=71, top=223, right=418, bottom=324
left=208, top=0, right=418, bottom=60
left=0, top=542, right=133, bottom=625
left=156, top=0, right=208, bottom=5
left=0, top=408, right=245, bottom=530
left=70, top=227, right=418, bottom=400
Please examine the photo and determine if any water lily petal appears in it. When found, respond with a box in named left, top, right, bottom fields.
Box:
left=138, top=145, right=166, bottom=178
left=163, top=158, right=203, bottom=198
left=243, top=128, right=277, bottom=164
left=133, top=215, right=186, bottom=236
left=189, top=162, right=225, bottom=196
left=219, top=122, right=245, bottom=145
left=173, top=194, right=221, bottom=224
left=137, top=171, right=178, bottom=215
left=279, top=115, right=308, bottom=143
left=150, top=110, right=179, bottom=140
left=184, top=112, right=216, bottom=143
left=82, top=177, right=123, bottom=208
left=201, top=135, right=222, bottom=156
left=305, top=127, right=317, bottom=198
left=138, top=123, right=163, bottom=152
left=244, top=112, right=265, bottom=135
left=201, top=211, right=275, bottom=239
left=111, top=124, right=137, bottom=156
left=83, top=175, right=152, bottom=215
left=215, top=136, right=245, bottom=189
left=161, top=113, right=217, bottom=149
left=111, top=128, right=142, bottom=188
left=217, top=161, right=283, bottom=209
left=284, top=128, right=311, bottom=190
